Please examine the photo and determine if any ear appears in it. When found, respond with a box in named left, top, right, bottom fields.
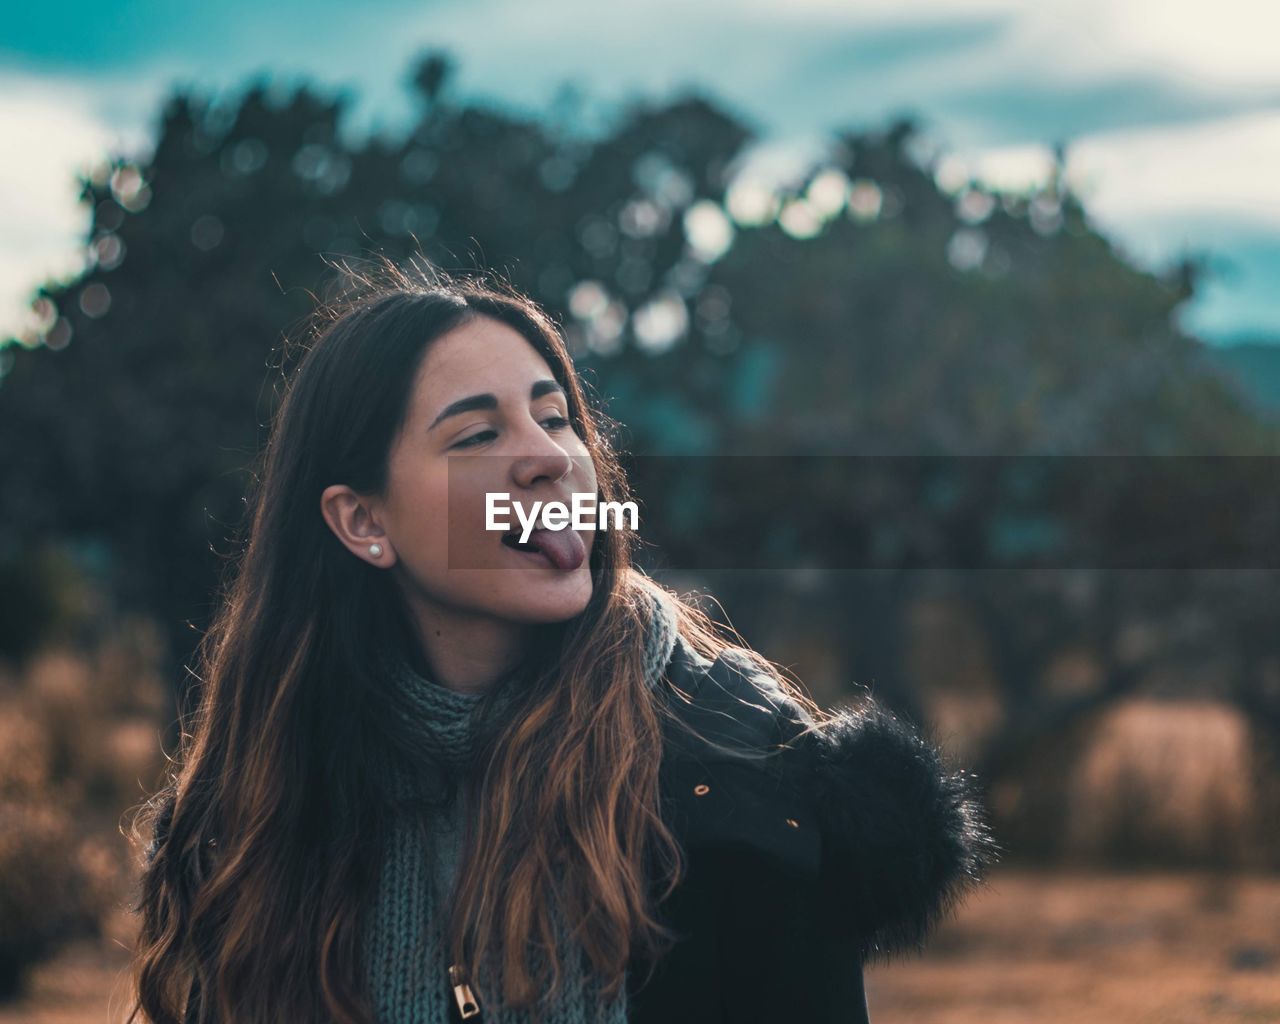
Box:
left=808, top=700, right=1002, bottom=964
left=319, top=483, right=394, bottom=567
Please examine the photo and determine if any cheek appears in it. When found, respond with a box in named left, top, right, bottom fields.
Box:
left=570, top=446, right=597, bottom=488
left=441, top=459, right=514, bottom=569
left=388, top=464, right=453, bottom=566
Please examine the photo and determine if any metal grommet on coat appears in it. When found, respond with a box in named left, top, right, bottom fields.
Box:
left=693, top=783, right=711, bottom=796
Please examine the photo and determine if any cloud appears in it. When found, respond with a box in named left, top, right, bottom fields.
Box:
left=731, top=0, right=1280, bottom=91
left=1087, top=0, right=1280, bottom=90
left=959, top=109, right=1280, bottom=231
left=1068, top=110, right=1280, bottom=232
left=0, top=69, right=157, bottom=341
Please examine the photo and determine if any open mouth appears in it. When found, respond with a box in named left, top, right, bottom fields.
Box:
left=498, top=528, right=586, bottom=571
left=501, top=531, right=539, bottom=553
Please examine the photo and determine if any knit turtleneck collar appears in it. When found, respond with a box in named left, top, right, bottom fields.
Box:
left=378, top=575, right=681, bottom=779
left=379, top=652, right=493, bottom=773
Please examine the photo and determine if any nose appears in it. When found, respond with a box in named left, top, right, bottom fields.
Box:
left=509, top=419, right=576, bottom=490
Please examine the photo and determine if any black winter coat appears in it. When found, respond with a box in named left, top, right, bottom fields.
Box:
left=160, top=635, right=999, bottom=1023
left=625, top=635, right=1000, bottom=1024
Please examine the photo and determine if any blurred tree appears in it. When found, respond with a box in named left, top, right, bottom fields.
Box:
left=697, top=116, right=1280, bottom=778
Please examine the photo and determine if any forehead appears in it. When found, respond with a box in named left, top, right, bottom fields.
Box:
left=413, top=315, right=559, bottom=406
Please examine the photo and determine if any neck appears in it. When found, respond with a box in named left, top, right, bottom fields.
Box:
left=398, top=590, right=534, bottom=696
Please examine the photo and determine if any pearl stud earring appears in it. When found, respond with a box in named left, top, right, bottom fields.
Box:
left=368, top=543, right=383, bottom=558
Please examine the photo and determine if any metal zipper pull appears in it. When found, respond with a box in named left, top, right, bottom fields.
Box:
left=449, top=963, right=481, bottom=1019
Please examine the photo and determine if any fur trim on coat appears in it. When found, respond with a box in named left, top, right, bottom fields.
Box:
left=660, top=637, right=1002, bottom=966
left=808, top=700, right=1001, bottom=963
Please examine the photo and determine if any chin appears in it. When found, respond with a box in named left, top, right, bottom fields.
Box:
left=495, top=570, right=595, bottom=624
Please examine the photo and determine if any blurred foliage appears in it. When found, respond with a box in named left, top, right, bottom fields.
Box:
left=0, top=624, right=169, bottom=995
left=1, top=49, right=1279, bottom=871
left=0, top=801, right=103, bottom=997
left=0, top=545, right=77, bottom=662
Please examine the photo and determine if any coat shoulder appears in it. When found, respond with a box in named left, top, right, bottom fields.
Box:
left=656, top=635, right=824, bottom=876
left=660, top=634, right=813, bottom=761
left=659, top=632, right=1003, bottom=964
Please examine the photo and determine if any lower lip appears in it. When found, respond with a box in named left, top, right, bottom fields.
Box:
left=501, top=539, right=557, bottom=569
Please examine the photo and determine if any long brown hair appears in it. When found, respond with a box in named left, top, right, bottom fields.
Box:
left=126, top=254, right=827, bottom=1023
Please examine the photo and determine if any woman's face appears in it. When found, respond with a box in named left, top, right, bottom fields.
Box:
left=372, top=314, right=598, bottom=624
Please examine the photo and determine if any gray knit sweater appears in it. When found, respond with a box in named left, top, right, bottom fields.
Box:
left=362, top=577, right=680, bottom=1024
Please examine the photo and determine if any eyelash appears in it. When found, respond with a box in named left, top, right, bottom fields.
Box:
left=452, top=415, right=572, bottom=449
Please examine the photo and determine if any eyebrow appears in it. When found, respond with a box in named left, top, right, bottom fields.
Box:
left=428, top=379, right=567, bottom=431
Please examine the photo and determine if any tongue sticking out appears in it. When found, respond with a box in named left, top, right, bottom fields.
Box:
left=526, top=528, right=586, bottom=571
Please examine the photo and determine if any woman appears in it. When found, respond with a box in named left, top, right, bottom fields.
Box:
left=129, top=256, right=999, bottom=1024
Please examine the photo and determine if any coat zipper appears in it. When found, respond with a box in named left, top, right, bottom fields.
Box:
left=444, top=783, right=483, bottom=1020
left=449, top=963, right=481, bottom=1019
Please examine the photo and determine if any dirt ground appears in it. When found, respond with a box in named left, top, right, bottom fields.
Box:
left=4, top=868, right=1279, bottom=1023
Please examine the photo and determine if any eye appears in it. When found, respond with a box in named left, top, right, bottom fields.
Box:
left=450, top=414, right=571, bottom=450
left=452, top=430, right=497, bottom=449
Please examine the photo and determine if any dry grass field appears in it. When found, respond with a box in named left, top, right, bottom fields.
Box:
left=866, top=869, right=1280, bottom=1024
left=3, top=868, right=1278, bottom=1023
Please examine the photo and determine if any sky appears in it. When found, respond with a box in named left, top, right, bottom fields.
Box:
left=3, top=0, right=1279, bottom=346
